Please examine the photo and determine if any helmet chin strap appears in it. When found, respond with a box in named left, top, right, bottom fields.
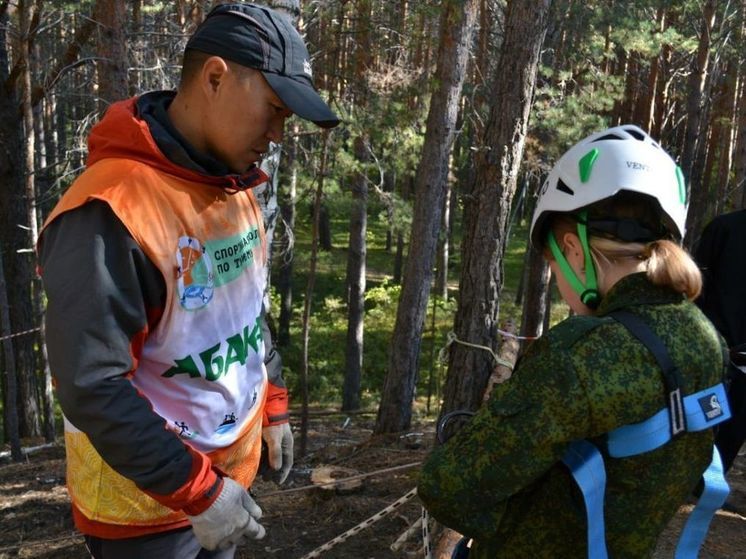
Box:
left=547, top=211, right=601, bottom=309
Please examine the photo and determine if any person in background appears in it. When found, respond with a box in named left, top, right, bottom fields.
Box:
left=695, top=210, right=746, bottom=475
left=37, top=4, right=339, bottom=558
left=419, top=125, right=729, bottom=558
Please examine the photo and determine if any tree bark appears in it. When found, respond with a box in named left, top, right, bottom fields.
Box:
left=683, top=0, right=716, bottom=247
left=739, top=74, right=746, bottom=207
left=9, top=0, right=41, bottom=438
left=651, top=41, right=672, bottom=139
left=343, top=0, right=372, bottom=412
left=440, top=0, right=552, bottom=418
left=636, top=7, right=666, bottom=132
left=94, top=0, right=129, bottom=110
left=375, top=0, right=479, bottom=433
left=25, top=5, right=55, bottom=443
left=393, top=230, right=404, bottom=284
left=0, top=247, right=22, bottom=459
left=300, top=130, right=331, bottom=456
left=736, top=0, right=746, bottom=208
left=519, top=242, right=551, bottom=344
left=434, top=171, right=453, bottom=300
left=343, top=136, right=369, bottom=411
left=714, top=57, right=738, bottom=212
left=277, top=124, right=299, bottom=347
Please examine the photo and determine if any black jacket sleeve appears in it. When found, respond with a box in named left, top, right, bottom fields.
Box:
left=39, top=200, right=195, bottom=495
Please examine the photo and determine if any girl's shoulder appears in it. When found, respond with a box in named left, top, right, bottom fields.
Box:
left=541, top=314, right=615, bottom=350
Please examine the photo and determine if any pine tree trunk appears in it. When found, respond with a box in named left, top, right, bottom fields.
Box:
left=300, top=130, right=331, bottom=456
left=14, top=0, right=42, bottom=439
left=736, top=1, right=746, bottom=208
left=277, top=124, right=299, bottom=347
left=636, top=7, right=665, bottom=132
left=434, top=173, right=453, bottom=300
left=651, top=41, right=672, bottom=138
left=514, top=240, right=531, bottom=307
left=440, top=0, right=552, bottom=417
left=393, top=230, right=404, bottom=284
left=375, top=0, right=479, bottom=433
left=520, top=243, right=551, bottom=344
left=342, top=0, right=372, bottom=412
left=738, top=75, right=746, bottom=207
left=714, top=60, right=738, bottom=212
left=0, top=247, right=22, bottom=459
left=343, top=135, right=369, bottom=411
left=94, top=0, right=129, bottom=110
left=683, top=0, right=716, bottom=246
left=26, top=10, right=55, bottom=444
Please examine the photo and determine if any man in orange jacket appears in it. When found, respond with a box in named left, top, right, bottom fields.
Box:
left=38, top=4, right=339, bottom=558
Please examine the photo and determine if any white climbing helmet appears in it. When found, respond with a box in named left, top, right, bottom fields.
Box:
left=529, top=124, right=688, bottom=247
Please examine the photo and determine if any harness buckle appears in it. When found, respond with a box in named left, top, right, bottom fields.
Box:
left=669, top=387, right=686, bottom=436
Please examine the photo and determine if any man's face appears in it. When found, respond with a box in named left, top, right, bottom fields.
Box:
left=202, top=62, right=292, bottom=174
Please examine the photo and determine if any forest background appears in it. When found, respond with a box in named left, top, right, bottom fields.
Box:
left=1, top=0, right=745, bottom=462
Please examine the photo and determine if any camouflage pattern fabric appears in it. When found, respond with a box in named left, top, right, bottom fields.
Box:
left=418, top=273, right=726, bottom=558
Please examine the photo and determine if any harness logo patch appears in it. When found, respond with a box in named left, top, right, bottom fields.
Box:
left=176, top=236, right=214, bottom=310
left=698, top=393, right=723, bottom=421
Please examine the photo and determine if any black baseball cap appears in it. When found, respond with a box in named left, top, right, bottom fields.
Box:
left=186, top=3, right=340, bottom=128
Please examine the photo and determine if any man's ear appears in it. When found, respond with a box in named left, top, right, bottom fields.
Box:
left=200, top=56, right=230, bottom=96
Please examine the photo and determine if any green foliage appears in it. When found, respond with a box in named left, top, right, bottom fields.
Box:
left=274, top=211, right=568, bottom=411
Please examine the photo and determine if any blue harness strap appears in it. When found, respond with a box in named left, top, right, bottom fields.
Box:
left=561, top=440, right=609, bottom=559
left=674, top=446, right=730, bottom=559
left=562, top=311, right=731, bottom=559
left=607, top=383, right=730, bottom=457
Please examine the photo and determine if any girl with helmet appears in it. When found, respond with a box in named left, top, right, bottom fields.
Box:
left=418, top=125, right=730, bottom=558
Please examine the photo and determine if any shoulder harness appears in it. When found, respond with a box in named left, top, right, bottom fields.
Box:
left=562, top=310, right=731, bottom=559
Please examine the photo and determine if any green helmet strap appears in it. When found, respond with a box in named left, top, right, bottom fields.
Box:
left=547, top=211, right=600, bottom=309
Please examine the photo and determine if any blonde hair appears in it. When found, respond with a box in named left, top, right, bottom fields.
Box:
left=590, top=236, right=701, bottom=300
left=548, top=214, right=702, bottom=300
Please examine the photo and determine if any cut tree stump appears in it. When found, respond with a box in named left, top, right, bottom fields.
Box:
left=310, top=465, right=364, bottom=494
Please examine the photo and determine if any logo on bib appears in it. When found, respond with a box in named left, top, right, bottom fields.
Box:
left=216, top=412, right=238, bottom=435
left=176, top=236, right=214, bottom=310
left=173, top=420, right=198, bottom=440
left=698, top=393, right=724, bottom=421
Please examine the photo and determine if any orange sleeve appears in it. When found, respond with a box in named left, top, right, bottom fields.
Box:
left=262, top=382, right=289, bottom=426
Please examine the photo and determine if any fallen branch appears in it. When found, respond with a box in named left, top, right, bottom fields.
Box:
left=0, top=441, right=57, bottom=461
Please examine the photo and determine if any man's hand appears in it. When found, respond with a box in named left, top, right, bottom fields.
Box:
left=261, top=423, right=294, bottom=484
left=186, top=477, right=265, bottom=550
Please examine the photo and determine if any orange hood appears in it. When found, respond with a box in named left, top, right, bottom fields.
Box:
left=86, top=97, right=268, bottom=190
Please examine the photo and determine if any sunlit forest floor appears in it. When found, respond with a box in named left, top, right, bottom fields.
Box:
left=0, top=415, right=744, bottom=558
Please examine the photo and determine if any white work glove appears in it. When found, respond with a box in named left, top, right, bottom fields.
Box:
left=186, top=477, right=265, bottom=551
left=262, top=423, right=294, bottom=484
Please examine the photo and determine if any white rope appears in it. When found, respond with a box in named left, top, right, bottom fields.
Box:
left=0, top=326, right=41, bottom=342
left=438, top=331, right=514, bottom=371
left=298, top=487, right=419, bottom=559
left=421, top=507, right=432, bottom=559
left=496, top=327, right=537, bottom=341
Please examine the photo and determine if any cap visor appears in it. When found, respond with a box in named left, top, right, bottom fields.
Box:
left=263, top=72, right=340, bottom=128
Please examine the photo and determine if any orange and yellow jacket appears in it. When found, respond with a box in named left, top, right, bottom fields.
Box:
left=38, top=92, right=288, bottom=538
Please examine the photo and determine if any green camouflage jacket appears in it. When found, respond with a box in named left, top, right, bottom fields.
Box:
left=418, top=273, right=726, bottom=558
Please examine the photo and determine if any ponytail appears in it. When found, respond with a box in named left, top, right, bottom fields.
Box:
left=642, top=240, right=702, bottom=300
